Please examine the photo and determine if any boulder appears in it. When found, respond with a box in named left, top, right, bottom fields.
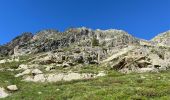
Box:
left=46, top=73, right=64, bottom=82
left=7, top=85, right=18, bottom=91
left=0, top=87, right=8, bottom=98
left=24, top=74, right=46, bottom=82
left=33, top=74, right=46, bottom=82
left=63, top=73, right=82, bottom=81
left=0, top=59, right=6, bottom=64
left=17, top=64, right=28, bottom=70
left=137, top=68, right=158, bottom=73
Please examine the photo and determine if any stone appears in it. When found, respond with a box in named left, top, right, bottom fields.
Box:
left=137, top=68, right=158, bottom=73
left=0, top=87, right=8, bottom=98
left=33, top=74, right=46, bottom=82
left=140, top=75, right=146, bottom=79
left=96, top=71, right=106, bottom=77
left=17, top=64, right=28, bottom=70
left=38, top=92, right=42, bottom=95
left=22, top=71, right=106, bottom=83
left=63, top=73, right=82, bottom=81
left=23, top=76, right=34, bottom=82
left=0, top=59, right=6, bottom=64
left=24, top=74, right=46, bottom=82
left=7, top=68, right=15, bottom=71
left=82, top=73, right=95, bottom=79
left=45, top=66, right=55, bottom=71
left=7, top=85, right=18, bottom=91
left=46, top=73, right=64, bottom=82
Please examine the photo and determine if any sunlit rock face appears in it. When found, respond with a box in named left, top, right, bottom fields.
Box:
left=152, top=30, right=170, bottom=46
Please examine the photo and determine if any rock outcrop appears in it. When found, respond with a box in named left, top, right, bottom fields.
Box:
left=7, top=85, right=18, bottom=91
left=1, top=27, right=170, bottom=75
left=0, top=32, right=33, bottom=56
left=152, top=30, right=170, bottom=46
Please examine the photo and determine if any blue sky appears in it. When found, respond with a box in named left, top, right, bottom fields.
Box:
left=0, top=0, right=170, bottom=45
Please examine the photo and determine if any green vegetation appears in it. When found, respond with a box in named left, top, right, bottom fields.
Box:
left=0, top=55, right=33, bottom=69
left=0, top=61, right=20, bottom=69
left=1, top=69, right=170, bottom=99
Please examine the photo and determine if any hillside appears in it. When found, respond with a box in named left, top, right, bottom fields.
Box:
left=1, top=27, right=170, bottom=99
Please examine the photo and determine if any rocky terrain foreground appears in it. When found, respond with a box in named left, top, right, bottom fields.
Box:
left=1, top=27, right=170, bottom=99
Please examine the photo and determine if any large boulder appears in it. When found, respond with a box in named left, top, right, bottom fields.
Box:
left=0, top=87, right=8, bottom=98
left=24, top=74, right=46, bottom=82
left=46, top=73, right=64, bottom=82
left=7, top=85, right=18, bottom=91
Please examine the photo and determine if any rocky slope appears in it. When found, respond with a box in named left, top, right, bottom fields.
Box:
left=0, top=27, right=170, bottom=84
left=1, top=28, right=170, bottom=99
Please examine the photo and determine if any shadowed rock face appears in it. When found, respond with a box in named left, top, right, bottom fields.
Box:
left=0, top=32, right=33, bottom=56
left=0, top=46, right=9, bottom=57
left=7, top=32, right=33, bottom=48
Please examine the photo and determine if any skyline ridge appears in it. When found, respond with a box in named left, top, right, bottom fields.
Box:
left=1, top=0, right=170, bottom=45
left=1, top=26, right=170, bottom=45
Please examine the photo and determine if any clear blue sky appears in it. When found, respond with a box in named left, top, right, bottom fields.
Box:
left=1, top=0, right=170, bottom=45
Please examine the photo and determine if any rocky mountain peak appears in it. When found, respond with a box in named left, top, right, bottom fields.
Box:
left=8, top=32, right=33, bottom=47
left=95, top=29, right=139, bottom=47
left=152, top=30, right=170, bottom=46
left=0, top=32, right=33, bottom=56
left=32, top=29, right=59, bottom=41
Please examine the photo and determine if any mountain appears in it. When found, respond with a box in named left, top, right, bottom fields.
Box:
left=1, top=27, right=170, bottom=82
left=1, top=27, right=170, bottom=99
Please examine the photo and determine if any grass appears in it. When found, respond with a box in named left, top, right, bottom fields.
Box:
left=0, top=69, right=170, bottom=100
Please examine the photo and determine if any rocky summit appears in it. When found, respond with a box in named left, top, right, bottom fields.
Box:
left=1, top=27, right=170, bottom=99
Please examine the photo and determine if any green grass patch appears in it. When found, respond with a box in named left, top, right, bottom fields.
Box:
left=0, top=69, right=170, bottom=99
